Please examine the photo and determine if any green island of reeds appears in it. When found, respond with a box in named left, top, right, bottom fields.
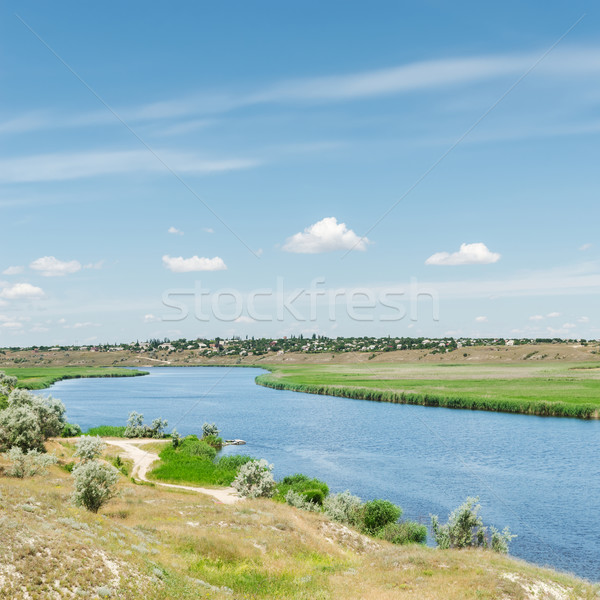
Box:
left=1, top=366, right=148, bottom=390
left=256, top=362, right=600, bottom=419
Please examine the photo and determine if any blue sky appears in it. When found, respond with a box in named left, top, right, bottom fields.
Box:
left=1, top=0, right=599, bottom=345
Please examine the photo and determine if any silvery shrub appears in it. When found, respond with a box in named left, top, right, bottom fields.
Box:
left=5, top=447, right=58, bottom=478
left=202, top=422, right=219, bottom=438
left=0, top=389, right=66, bottom=451
left=232, top=459, right=275, bottom=498
left=71, top=460, right=119, bottom=513
left=171, top=428, right=181, bottom=448
left=285, top=490, right=320, bottom=512
left=150, top=418, right=168, bottom=439
left=430, top=496, right=515, bottom=553
left=124, top=411, right=145, bottom=438
left=323, top=490, right=363, bottom=526
left=74, top=436, right=106, bottom=462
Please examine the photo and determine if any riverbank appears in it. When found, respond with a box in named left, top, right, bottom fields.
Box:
left=256, top=362, right=600, bottom=419
left=1, top=439, right=597, bottom=598
left=1, top=366, right=148, bottom=390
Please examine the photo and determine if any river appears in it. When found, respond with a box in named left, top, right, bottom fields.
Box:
left=48, top=366, right=600, bottom=581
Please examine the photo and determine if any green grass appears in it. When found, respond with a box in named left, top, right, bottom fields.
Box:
left=148, top=437, right=253, bottom=486
left=1, top=366, right=148, bottom=389
left=86, top=425, right=127, bottom=437
left=256, top=362, right=600, bottom=419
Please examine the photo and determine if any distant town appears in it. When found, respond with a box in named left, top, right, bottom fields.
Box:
left=1, top=335, right=595, bottom=358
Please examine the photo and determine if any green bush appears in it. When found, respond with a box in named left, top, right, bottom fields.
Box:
left=61, top=461, right=75, bottom=473
left=202, top=434, right=223, bottom=450
left=302, top=489, right=326, bottom=506
left=376, top=521, right=427, bottom=545
left=274, top=473, right=329, bottom=503
left=360, top=499, right=402, bottom=535
left=61, top=423, right=82, bottom=437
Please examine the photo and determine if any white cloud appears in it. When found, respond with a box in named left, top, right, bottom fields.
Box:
left=162, top=255, right=227, bottom=272
left=203, top=227, right=214, bottom=234
left=255, top=248, right=264, bottom=257
left=168, top=226, right=184, bottom=236
left=30, top=256, right=81, bottom=277
left=143, top=314, right=160, bottom=323
left=2, top=266, right=23, bottom=275
left=426, top=243, right=501, bottom=266
left=475, top=316, right=488, bottom=323
left=283, top=217, right=369, bottom=254
left=547, top=312, right=561, bottom=318
left=58, top=318, right=67, bottom=324
left=30, top=325, right=49, bottom=333
left=580, top=243, right=593, bottom=251
left=562, top=322, right=576, bottom=329
left=0, top=282, right=44, bottom=300
left=577, top=316, right=590, bottom=323
left=1, top=321, right=22, bottom=329
left=529, top=315, right=544, bottom=321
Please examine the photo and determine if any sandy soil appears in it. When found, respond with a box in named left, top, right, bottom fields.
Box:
left=104, top=438, right=241, bottom=505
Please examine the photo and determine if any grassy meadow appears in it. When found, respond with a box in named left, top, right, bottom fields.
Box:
left=257, top=362, right=600, bottom=418
left=1, top=366, right=148, bottom=389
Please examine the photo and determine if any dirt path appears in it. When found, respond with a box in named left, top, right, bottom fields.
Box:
left=105, top=439, right=241, bottom=505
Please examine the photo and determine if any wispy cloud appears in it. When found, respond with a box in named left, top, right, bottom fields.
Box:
left=4, top=46, right=600, bottom=136
left=0, top=150, right=261, bottom=183
left=283, top=217, right=369, bottom=254
left=2, top=266, right=24, bottom=275
left=162, top=255, right=227, bottom=272
left=83, top=260, right=104, bottom=270
left=426, top=243, right=501, bottom=266
left=168, top=226, right=184, bottom=236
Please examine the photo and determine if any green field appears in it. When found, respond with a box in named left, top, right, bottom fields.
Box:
left=0, top=366, right=148, bottom=389
left=148, top=437, right=252, bottom=486
left=256, top=362, right=600, bottom=418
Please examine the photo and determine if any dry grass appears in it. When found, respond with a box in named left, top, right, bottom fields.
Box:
left=0, top=440, right=598, bottom=599
left=1, top=343, right=599, bottom=373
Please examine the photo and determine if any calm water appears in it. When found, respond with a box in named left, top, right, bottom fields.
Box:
left=48, top=366, right=599, bottom=581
